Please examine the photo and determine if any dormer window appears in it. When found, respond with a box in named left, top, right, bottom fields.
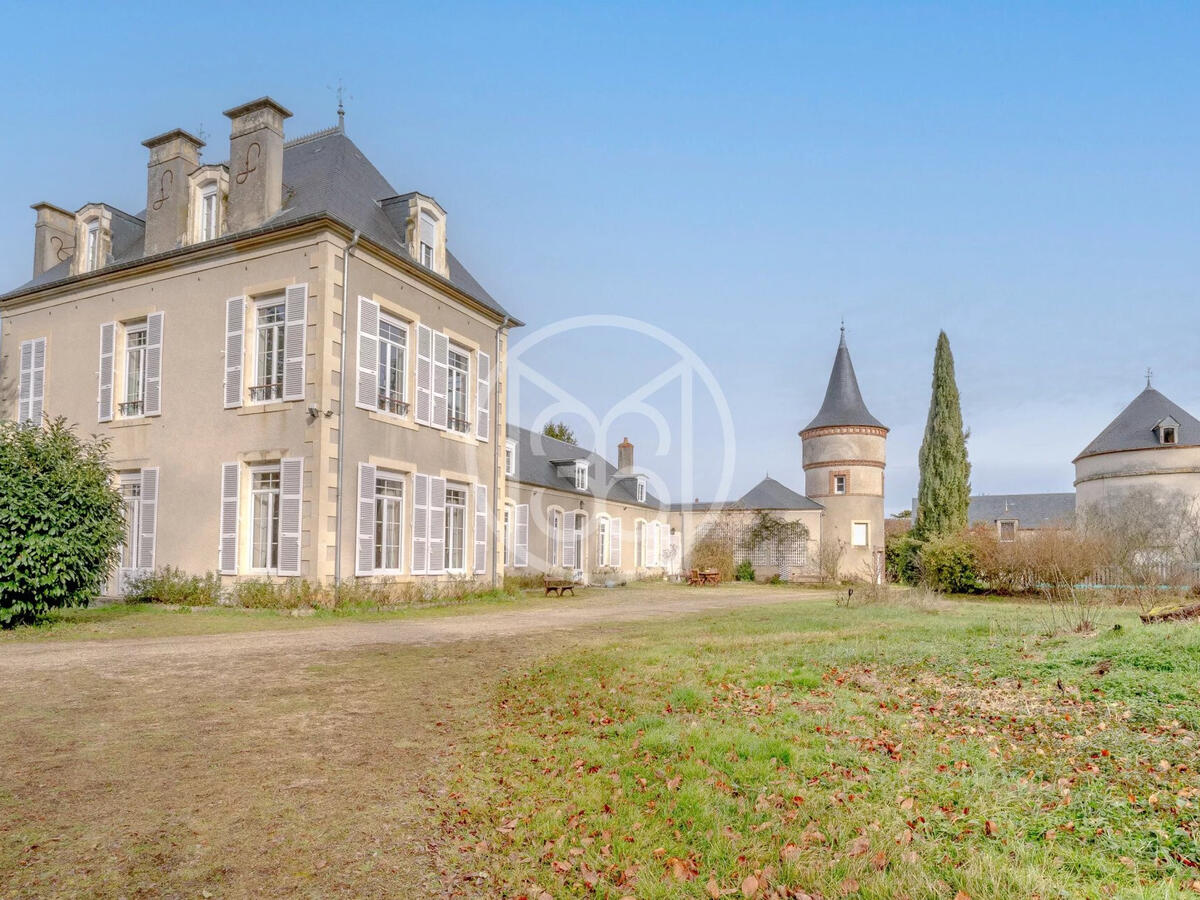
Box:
left=1156, top=417, right=1180, bottom=446
left=1162, top=426, right=1177, bottom=445
left=200, top=182, right=219, bottom=241
left=419, top=212, right=436, bottom=268
left=84, top=219, right=100, bottom=271
left=998, top=520, right=1017, bottom=543
left=574, top=460, right=589, bottom=491
left=505, top=440, right=516, bottom=477
left=635, top=476, right=646, bottom=503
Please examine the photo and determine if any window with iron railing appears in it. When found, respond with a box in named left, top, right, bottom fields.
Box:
left=379, top=390, right=409, bottom=416
left=447, top=346, right=470, bottom=432
left=118, top=401, right=144, bottom=417
left=249, top=382, right=283, bottom=402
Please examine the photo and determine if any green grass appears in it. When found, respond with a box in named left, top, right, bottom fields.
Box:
left=443, top=594, right=1200, bottom=899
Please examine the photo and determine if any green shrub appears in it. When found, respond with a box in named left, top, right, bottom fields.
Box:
left=689, top=536, right=736, bottom=582
left=919, top=534, right=981, bottom=594
left=886, top=532, right=925, bottom=585
left=0, top=418, right=125, bottom=627
left=125, top=567, right=222, bottom=606
left=735, top=560, right=755, bottom=582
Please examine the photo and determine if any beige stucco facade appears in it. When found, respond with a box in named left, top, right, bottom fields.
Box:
left=503, top=480, right=672, bottom=580
left=801, top=425, right=887, bottom=579
left=1075, top=445, right=1200, bottom=524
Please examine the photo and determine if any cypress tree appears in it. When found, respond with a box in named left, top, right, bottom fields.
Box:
left=914, top=331, right=971, bottom=538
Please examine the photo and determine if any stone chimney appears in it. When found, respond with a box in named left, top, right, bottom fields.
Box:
left=617, top=436, right=634, bottom=472
left=30, top=203, right=76, bottom=278
left=223, top=97, right=292, bottom=233
left=141, top=129, right=205, bottom=255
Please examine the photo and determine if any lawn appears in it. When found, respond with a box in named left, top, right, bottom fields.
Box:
left=439, top=591, right=1200, bottom=899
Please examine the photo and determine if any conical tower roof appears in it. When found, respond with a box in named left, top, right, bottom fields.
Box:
left=1075, top=385, right=1200, bottom=460
left=802, top=328, right=885, bottom=432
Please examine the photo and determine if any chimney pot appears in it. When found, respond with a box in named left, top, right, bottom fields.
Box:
left=223, top=97, right=292, bottom=233
left=617, top=436, right=634, bottom=472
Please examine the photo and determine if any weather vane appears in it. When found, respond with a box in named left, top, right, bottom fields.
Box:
left=1146, top=367, right=1153, bottom=389
left=328, top=79, right=353, bottom=132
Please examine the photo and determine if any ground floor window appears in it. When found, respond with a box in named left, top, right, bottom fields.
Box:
left=634, top=520, right=646, bottom=567
left=851, top=521, right=869, bottom=548
left=572, top=514, right=586, bottom=571
left=119, top=474, right=142, bottom=569
left=596, top=516, right=610, bottom=567
left=445, top=485, right=467, bottom=572
left=251, top=466, right=282, bottom=570
left=374, top=473, right=405, bottom=571
left=503, top=505, right=513, bottom=567
left=548, top=509, right=561, bottom=566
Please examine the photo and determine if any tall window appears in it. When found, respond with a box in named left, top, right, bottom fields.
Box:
left=253, top=299, right=286, bottom=402
left=200, top=183, right=219, bottom=241
left=572, top=515, right=586, bottom=570
left=84, top=220, right=100, bottom=271
left=834, top=474, right=848, bottom=495
left=119, top=475, right=142, bottom=570
left=850, top=521, right=869, bottom=548
left=374, top=473, right=405, bottom=571
left=419, top=212, right=436, bottom=268
left=635, top=477, right=646, bottom=503
left=596, top=516, right=610, bottom=567
left=251, top=466, right=282, bottom=570
left=634, top=520, right=645, bottom=567
left=445, top=485, right=467, bottom=572
left=377, top=315, right=408, bottom=415
left=121, top=323, right=147, bottom=417
left=503, top=505, right=513, bottom=566
left=447, top=346, right=470, bottom=432
left=548, top=510, right=561, bottom=566
left=574, top=461, right=589, bottom=491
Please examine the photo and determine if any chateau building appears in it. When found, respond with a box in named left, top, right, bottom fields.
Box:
left=1, top=97, right=519, bottom=590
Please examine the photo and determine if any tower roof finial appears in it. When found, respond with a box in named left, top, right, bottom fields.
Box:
left=1146, top=367, right=1153, bottom=389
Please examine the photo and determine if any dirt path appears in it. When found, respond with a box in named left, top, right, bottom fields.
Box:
left=0, top=584, right=823, bottom=673
left=0, top=585, right=828, bottom=898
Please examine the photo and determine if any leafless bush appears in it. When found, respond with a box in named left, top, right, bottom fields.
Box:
left=818, top=538, right=846, bottom=585
left=687, top=535, right=736, bottom=582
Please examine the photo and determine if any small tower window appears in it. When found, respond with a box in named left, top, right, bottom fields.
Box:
left=833, top=473, right=848, bottom=495
left=1162, top=426, right=1177, bottom=445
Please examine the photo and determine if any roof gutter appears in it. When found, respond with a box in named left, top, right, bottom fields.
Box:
left=334, top=229, right=361, bottom=586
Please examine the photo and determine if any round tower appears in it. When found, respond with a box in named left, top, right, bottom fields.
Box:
left=800, top=328, right=888, bottom=580
left=1074, top=380, right=1200, bottom=524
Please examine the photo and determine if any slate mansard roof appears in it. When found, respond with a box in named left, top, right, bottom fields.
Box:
left=1075, top=387, right=1200, bottom=461
left=506, top=425, right=662, bottom=509
left=670, top=475, right=823, bottom=513
left=4, top=128, right=514, bottom=321
left=802, top=329, right=885, bottom=432
left=967, top=493, right=1076, bottom=529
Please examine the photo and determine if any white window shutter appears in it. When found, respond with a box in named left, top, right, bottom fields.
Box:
left=219, top=462, right=240, bottom=574
left=282, top=284, right=307, bottom=402
left=431, top=331, right=449, bottom=430
left=356, top=463, right=377, bottom=576
left=29, top=338, right=46, bottom=425
left=514, top=504, right=529, bottom=568
left=411, top=473, right=429, bottom=575
left=138, top=467, right=159, bottom=570
left=473, top=484, right=487, bottom=574
left=278, top=457, right=303, bottom=576
left=98, top=324, right=116, bottom=422
left=610, top=519, right=622, bottom=568
left=415, top=324, right=433, bottom=425
left=17, top=340, right=33, bottom=424
left=427, top=476, right=446, bottom=574
left=562, top=511, right=576, bottom=568
left=652, top=522, right=662, bottom=566
left=224, top=297, right=245, bottom=409
left=355, top=296, right=380, bottom=411
left=144, top=312, right=164, bottom=416
left=475, top=350, right=491, bottom=441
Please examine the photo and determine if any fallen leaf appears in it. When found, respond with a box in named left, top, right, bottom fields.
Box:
left=780, top=842, right=801, bottom=863
left=954, top=892, right=971, bottom=900
left=847, top=836, right=871, bottom=857
left=839, top=876, right=859, bottom=895
left=741, top=874, right=760, bottom=897
left=706, top=876, right=721, bottom=899
left=871, top=850, right=888, bottom=870
left=900, top=797, right=915, bottom=810
left=985, top=820, right=998, bottom=837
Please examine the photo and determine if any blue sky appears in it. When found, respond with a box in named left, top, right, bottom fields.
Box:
left=2, top=1, right=1198, bottom=511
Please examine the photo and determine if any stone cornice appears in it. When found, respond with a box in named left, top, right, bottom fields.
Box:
left=1074, top=464, right=1200, bottom=486
left=799, top=424, right=889, bottom=439
left=803, top=458, right=886, bottom=471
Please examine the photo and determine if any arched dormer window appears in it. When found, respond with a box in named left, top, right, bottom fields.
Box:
left=419, top=211, right=437, bottom=269
left=199, top=181, right=219, bottom=241
left=84, top=219, right=101, bottom=272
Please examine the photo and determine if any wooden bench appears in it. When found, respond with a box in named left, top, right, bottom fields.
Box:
left=544, top=577, right=576, bottom=597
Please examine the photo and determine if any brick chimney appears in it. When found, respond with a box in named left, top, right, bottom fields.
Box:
left=141, top=129, right=205, bottom=255
left=30, top=203, right=75, bottom=278
left=223, top=97, right=292, bottom=233
left=617, top=436, right=634, bottom=472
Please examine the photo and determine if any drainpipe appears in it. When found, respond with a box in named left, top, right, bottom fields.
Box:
left=491, top=315, right=511, bottom=587
left=333, top=230, right=361, bottom=586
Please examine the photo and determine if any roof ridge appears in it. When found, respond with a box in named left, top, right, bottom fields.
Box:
left=284, top=125, right=342, bottom=148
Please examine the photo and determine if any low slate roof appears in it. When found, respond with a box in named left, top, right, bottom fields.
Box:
left=967, top=493, right=1076, bottom=529
left=670, top=475, right=822, bottom=512
left=803, top=329, right=885, bottom=431
left=1075, top=387, right=1200, bottom=460
left=507, top=425, right=662, bottom=509
left=4, top=128, right=513, bottom=321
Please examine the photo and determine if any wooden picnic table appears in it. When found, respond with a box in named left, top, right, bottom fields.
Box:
left=687, top=568, right=721, bottom=586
